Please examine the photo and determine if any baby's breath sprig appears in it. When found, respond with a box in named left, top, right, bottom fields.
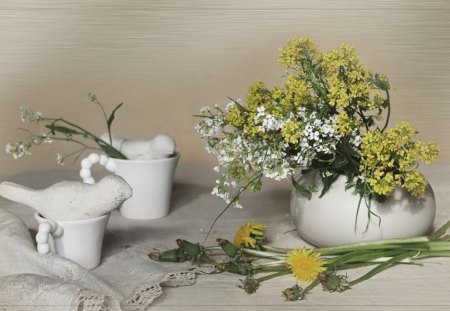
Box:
left=6, top=95, right=127, bottom=165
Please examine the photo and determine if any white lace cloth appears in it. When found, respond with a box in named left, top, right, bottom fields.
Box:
left=0, top=208, right=203, bottom=310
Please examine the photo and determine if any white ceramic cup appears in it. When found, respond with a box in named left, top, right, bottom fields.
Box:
left=34, top=212, right=110, bottom=270
left=79, top=152, right=180, bottom=220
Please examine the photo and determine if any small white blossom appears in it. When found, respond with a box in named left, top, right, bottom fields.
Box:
left=200, top=106, right=210, bottom=114
left=20, top=107, right=42, bottom=124
left=57, top=153, right=65, bottom=165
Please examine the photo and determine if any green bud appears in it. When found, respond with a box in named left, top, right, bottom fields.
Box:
left=239, top=275, right=259, bottom=294
left=217, top=238, right=240, bottom=257
left=320, top=273, right=350, bottom=293
left=149, top=248, right=188, bottom=262
left=176, top=239, right=205, bottom=261
left=219, top=262, right=241, bottom=274
left=282, top=284, right=306, bottom=301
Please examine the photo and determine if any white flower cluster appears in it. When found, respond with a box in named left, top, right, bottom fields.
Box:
left=5, top=142, right=32, bottom=159
left=254, top=106, right=284, bottom=133
left=196, top=104, right=347, bottom=207
left=20, top=106, right=42, bottom=124
left=291, top=109, right=341, bottom=167
left=195, top=107, right=225, bottom=139
left=5, top=133, right=53, bottom=159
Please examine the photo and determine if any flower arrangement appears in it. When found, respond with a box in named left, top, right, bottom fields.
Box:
left=196, top=37, right=439, bottom=211
left=6, top=94, right=128, bottom=164
left=150, top=220, right=450, bottom=301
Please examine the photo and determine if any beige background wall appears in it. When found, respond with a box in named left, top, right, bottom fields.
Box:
left=0, top=0, right=449, bottom=176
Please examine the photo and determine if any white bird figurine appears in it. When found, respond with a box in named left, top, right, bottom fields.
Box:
left=100, top=133, right=176, bottom=160
left=0, top=175, right=132, bottom=221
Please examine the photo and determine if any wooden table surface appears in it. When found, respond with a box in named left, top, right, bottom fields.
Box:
left=1, top=163, right=449, bottom=310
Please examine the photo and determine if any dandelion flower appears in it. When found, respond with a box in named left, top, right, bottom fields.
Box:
left=286, top=248, right=326, bottom=282
left=233, top=221, right=266, bottom=248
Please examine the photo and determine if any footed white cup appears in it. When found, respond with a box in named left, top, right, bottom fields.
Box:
left=80, top=153, right=180, bottom=220
left=34, top=212, right=110, bottom=270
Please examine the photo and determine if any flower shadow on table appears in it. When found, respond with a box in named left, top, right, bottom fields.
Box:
left=170, top=181, right=212, bottom=213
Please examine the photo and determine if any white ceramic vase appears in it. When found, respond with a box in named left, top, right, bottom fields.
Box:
left=80, top=152, right=180, bottom=220
left=290, top=174, right=436, bottom=247
left=34, top=212, right=110, bottom=269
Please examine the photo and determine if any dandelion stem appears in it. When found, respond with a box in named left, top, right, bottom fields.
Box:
left=255, top=269, right=291, bottom=283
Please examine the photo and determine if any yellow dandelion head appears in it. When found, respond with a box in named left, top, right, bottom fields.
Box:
left=233, top=221, right=267, bottom=248
left=286, top=248, right=326, bottom=282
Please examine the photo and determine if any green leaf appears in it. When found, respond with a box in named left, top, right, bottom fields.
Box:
left=107, top=102, right=124, bottom=130
left=319, top=173, right=339, bottom=198
left=98, top=141, right=127, bottom=159
left=45, top=124, right=84, bottom=136
left=331, top=153, right=348, bottom=169
left=291, top=176, right=312, bottom=199
left=429, top=221, right=450, bottom=241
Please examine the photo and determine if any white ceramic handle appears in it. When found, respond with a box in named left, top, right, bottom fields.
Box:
left=79, top=153, right=117, bottom=184
left=35, top=220, right=63, bottom=255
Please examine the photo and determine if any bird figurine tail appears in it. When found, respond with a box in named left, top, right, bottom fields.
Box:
left=0, top=181, right=36, bottom=208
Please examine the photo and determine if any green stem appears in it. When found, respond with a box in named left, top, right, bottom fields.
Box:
left=381, top=89, right=391, bottom=132
left=304, top=278, right=320, bottom=293
left=202, top=172, right=263, bottom=244
left=255, top=269, right=291, bottom=283
left=43, top=117, right=127, bottom=159
left=318, top=236, right=430, bottom=256
left=253, top=260, right=286, bottom=269
left=263, top=244, right=293, bottom=254
left=429, top=220, right=450, bottom=241
left=348, top=251, right=416, bottom=286
left=49, top=136, right=103, bottom=151
left=243, top=248, right=286, bottom=260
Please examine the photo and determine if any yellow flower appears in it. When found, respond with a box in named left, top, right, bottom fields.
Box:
left=278, top=37, right=318, bottom=68
left=225, top=105, right=245, bottom=127
left=246, top=81, right=271, bottom=110
left=402, top=170, right=428, bottom=197
left=283, top=74, right=310, bottom=109
left=335, top=111, right=353, bottom=136
left=233, top=221, right=267, bottom=248
left=322, top=44, right=371, bottom=109
left=368, top=170, right=399, bottom=196
left=286, top=248, right=326, bottom=282
left=417, top=141, right=440, bottom=164
left=281, top=120, right=302, bottom=144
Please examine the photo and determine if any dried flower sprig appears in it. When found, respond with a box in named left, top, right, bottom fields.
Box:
left=6, top=94, right=127, bottom=165
left=150, top=220, right=450, bottom=301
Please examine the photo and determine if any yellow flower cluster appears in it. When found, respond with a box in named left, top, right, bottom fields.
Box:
left=225, top=105, right=245, bottom=127
left=225, top=76, right=310, bottom=139
left=335, top=111, right=353, bottom=136
left=360, top=122, right=439, bottom=197
left=403, top=170, right=428, bottom=197
left=281, top=120, right=302, bottom=144
left=282, top=74, right=310, bottom=109
left=322, top=44, right=372, bottom=109
left=278, top=37, right=318, bottom=68
left=417, top=141, right=440, bottom=164
left=243, top=82, right=272, bottom=138
left=223, top=37, right=390, bottom=143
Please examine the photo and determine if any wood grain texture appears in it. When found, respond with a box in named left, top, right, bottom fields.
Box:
left=0, top=0, right=449, bottom=175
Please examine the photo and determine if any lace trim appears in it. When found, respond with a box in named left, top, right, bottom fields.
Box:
left=122, top=284, right=162, bottom=309
left=162, top=271, right=196, bottom=287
